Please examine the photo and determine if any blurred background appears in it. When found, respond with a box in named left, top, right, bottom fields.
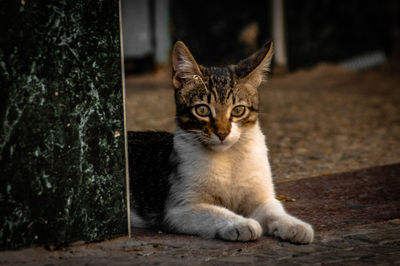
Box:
left=122, top=0, right=400, bottom=181
left=122, top=0, right=399, bottom=72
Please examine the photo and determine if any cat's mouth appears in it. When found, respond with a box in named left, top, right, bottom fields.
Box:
left=203, top=137, right=227, bottom=146
left=201, top=129, right=241, bottom=151
left=205, top=139, right=235, bottom=151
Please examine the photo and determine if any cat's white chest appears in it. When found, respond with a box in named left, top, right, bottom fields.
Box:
left=173, top=124, right=274, bottom=213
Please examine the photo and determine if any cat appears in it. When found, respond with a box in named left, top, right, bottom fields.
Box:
left=128, top=41, right=314, bottom=244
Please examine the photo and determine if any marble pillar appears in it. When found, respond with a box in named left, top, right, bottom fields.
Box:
left=0, top=0, right=127, bottom=249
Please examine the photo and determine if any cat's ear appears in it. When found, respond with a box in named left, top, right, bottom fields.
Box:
left=235, top=41, right=273, bottom=89
left=172, top=41, right=202, bottom=89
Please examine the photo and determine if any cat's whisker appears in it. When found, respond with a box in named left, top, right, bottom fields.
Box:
left=174, top=131, right=205, bottom=142
left=163, top=116, right=178, bottom=121
left=193, top=75, right=209, bottom=93
left=257, top=112, right=270, bottom=118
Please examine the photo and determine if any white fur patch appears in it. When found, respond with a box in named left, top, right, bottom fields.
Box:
left=164, top=122, right=273, bottom=238
left=163, top=121, right=314, bottom=243
left=131, top=209, right=149, bottom=229
left=133, top=120, right=313, bottom=243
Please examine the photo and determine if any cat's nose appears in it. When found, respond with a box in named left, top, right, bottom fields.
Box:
left=215, top=132, right=229, bottom=141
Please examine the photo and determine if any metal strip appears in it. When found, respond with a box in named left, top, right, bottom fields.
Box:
left=118, top=0, right=131, bottom=238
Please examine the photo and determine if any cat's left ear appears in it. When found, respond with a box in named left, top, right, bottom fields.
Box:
left=172, top=41, right=202, bottom=89
left=235, top=41, right=273, bottom=89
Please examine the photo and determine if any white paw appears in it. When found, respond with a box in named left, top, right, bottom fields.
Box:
left=218, top=218, right=262, bottom=242
left=268, top=216, right=314, bottom=244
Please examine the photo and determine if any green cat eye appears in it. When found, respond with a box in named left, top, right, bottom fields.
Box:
left=231, top=105, right=246, bottom=117
left=194, top=104, right=210, bottom=117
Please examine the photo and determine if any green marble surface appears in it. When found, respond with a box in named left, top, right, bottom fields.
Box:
left=0, top=0, right=127, bottom=249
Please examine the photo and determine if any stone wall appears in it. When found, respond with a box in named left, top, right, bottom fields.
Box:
left=0, top=0, right=127, bottom=249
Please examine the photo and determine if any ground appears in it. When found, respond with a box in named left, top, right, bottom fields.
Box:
left=1, top=64, right=400, bottom=265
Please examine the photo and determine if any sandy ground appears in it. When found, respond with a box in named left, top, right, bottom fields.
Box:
left=126, top=64, right=400, bottom=181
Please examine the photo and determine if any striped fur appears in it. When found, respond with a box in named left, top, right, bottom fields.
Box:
left=172, top=42, right=274, bottom=147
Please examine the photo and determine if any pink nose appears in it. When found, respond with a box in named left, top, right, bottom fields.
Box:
left=216, top=132, right=229, bottom=141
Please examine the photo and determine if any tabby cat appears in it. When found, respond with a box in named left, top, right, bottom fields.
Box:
left=128, top=41, right=314, bottom=243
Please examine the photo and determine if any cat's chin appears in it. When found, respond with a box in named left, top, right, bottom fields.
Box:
left=206, top=142, right=235, bottom=152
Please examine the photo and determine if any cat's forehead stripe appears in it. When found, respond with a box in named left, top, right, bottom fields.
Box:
left=207, top=93, right=211, bottom=104
left=227, top=66, right=235, bottom=88
left=226, top=90, right=233, bottom=103
left=211, top=88, right=218, bottom=102
left=203, top=66, right=236, bottom=103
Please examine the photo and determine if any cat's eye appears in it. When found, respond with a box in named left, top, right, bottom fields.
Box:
left=231, top=105, right=246, bottom=117
left=194, top=105, right=210, bottom=117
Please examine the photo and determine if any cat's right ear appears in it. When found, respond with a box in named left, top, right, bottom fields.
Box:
left=235, top=41, right=273, bottom=90
left=172, top=41, right=202, bottom=89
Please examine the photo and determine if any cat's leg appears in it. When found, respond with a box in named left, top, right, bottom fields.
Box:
left=164, top=203, right=262, bottom=241
left=250, top=198, right=314, bottom=244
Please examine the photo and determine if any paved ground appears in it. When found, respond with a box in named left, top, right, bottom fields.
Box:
left=2, top=220, right=399, bottom=265
left=2, top=164, right=399, bottom=265
left=276, top=164, right=400, bottom=232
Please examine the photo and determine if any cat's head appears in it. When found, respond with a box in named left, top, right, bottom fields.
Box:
left=172, top=41, right=273, bottom=151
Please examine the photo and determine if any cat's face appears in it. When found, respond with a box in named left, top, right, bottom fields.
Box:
left=172, top=41, right=273, bottom=151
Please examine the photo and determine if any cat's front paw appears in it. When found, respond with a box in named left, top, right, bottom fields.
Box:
left=268, top=216, right=314, bottom=244
left=218, top=218, right=262, bottom=242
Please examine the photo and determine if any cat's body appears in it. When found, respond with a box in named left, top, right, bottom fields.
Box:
left=128, top=131, right=173, bottom=227
left=129, top=41, right=314, bottom=243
